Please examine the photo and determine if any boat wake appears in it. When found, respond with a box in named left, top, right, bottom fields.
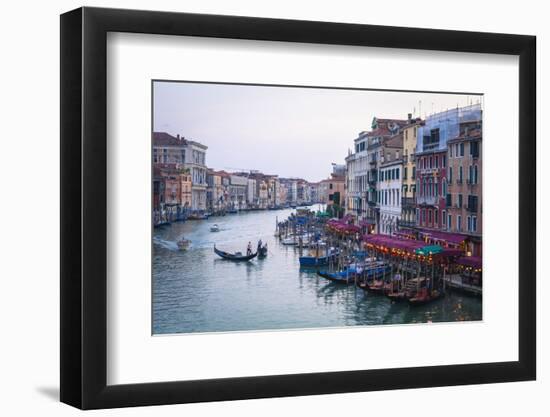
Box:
left=153, top=236, right=180, bottom=251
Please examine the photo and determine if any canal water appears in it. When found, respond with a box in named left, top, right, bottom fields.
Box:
left=153, top=208, right=482, bottom=335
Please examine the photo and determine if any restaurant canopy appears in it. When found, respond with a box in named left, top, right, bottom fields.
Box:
left=455, top=256, right=482, bottom=269
left=363, top=234, right=426, bottom=253
left=326, top=219, right=361, bottom=234
left=415, top=245, right=443, bottom=256
left=364, top=235, right=464, bottom=259
left=417, top=229, right=466, bottom=246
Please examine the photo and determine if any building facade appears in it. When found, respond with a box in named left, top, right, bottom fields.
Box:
left=153, top=132, right=208, bottom=212
left=378, top=133, right=404, bottom=235
left=152, top=164, right=192, bottom=223
left=414, top=104, right=482, bottom=235
left=446, top=115, right=482, bottom=255
left=400, top=117, right=422, bottom=228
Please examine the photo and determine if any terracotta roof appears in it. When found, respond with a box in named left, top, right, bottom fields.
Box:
left=384, top=132, right=403, bottom=148
left=375, top=118, right=409, bottom=124
left=366, top=127, right=391, bottom=137
left=153, top=132, right=186, bottom=146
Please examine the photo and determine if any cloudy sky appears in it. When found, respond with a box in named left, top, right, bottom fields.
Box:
left=153, top=81, right=482, bottom=182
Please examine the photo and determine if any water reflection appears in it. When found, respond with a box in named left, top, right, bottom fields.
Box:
left=153, top=208, right=482, bottom=334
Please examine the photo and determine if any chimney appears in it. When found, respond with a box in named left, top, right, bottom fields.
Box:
left=176, top=134, right=180, bottom=140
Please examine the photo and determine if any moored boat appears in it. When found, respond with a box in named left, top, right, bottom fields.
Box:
left=299, top=249, right=338, bottom=267
left=408, top=288, right=444, bottom=306
left=210, top=224, right=220, bottom=232
left=317, top=269, right=356, bottom=284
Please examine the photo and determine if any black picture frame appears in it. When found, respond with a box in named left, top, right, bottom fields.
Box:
left=60, top=6, right=536, bottom=410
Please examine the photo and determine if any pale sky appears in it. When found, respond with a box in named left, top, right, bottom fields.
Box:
left=153, top=81, right=482, bottom=183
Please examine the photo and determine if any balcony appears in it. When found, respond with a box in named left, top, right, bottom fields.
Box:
left=416, top=195, right=438, bottom=206
left=397, top=219, right=417, bottom=228
left=467, top=204, right=478, bottom=213
left=401, top=197, right=416, bottom=207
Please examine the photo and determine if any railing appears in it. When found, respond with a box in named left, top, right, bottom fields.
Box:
left=467, top=204, right=478, bottom=213
left=416, top=195, right=438, bottom=205
left=401, top=197, right=416, bottom=207
left=397, top=219, right=417, bottom=228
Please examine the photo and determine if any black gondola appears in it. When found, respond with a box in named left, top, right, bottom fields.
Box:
left=214, top=245, right=257, bottom=261
left=258, top=245, right=268, bottom=258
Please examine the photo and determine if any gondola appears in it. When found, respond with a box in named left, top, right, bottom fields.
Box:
left=258, top=245, right=268, bottom=258
left=214, top=245, right=257, bottom=261
left=316, top=269, right=356, bottom=284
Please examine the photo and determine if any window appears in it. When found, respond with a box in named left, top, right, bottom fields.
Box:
left=458, top=194, right=463, bottom=208
left=459, top=166, right=463, bottom=182
left=469, top=165, right=473, bottom=183
left=446, top=193, right=452, bottom=207
left=455, top=144, right=459, bottom=157
left=403, top=167, right=408, bottom=179
left=442, top=210, right=446, bottom=226
left=449, top=146, right=453, bottom=158
left=396, top=168, right=400, bottom=180
left=457, top=215, right=462, bottom=231
left=460, top=142, right=465, bottom=157
left=329, top=183, right=333, bottom=190
left=355, top=144, right=360, bottom=153
left=470, top=141, right=480, bottom=158
left=467, top=216, right=472, bottom=232
left=416, top=208, right=420, bottom=224
left=434, top=209, right=439, bottom=225
left=447, top=213, right=452, bottom=229
left=435, top=156, right=439, bottom=168
left=422, top=209, right=426, bottom=223
left=472, top=216, right=477, bottom=232
left=442, top=155, right=446, bottom=168
left=474, top=165, right=478, bottom=184
left=429, top=156, right=433, bottom=168
left=468, top=195, right=479, bottom=212
left=448, top=167, right=453, bottom=182
left=412, top=166, right=416, bottom=179
left=428, top=209, right=432, bottom=223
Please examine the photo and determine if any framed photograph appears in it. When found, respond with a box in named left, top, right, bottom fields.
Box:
left=60, top=6, right=536, bottom=409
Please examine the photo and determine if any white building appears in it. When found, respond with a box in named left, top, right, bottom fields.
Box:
left=229, top=175, right=248, bottom=209
left=379, top=155, right=403, bottom=235
left=345, top=131, right=369, bottom=220
left=246, top=178, right=257, bottom=207
left=184, top=141, right=208, bottom=211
